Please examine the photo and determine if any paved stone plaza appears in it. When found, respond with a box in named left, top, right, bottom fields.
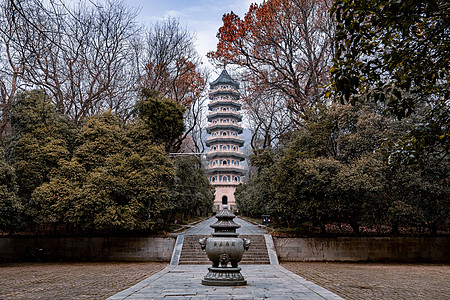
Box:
left=2, top=217, right=448, bottom=299
left=108, top=217, right=343, bottom=299
left=107, top=264, right=343, bottom=299
left=2, top=261, right=449, bottom=299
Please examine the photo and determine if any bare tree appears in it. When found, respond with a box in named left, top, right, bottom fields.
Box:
left=0, top=0, right=30, bottom=138
left=243, top=88, right=295, bottom=150
left=184, top=71, right=210, bottom=153
left=0, top=0, right=141, bottom=128
left=24, top=0, right=140, bottom=122
left=208, top=0, right=335, bottom=124
left=1, top=0, right=208, bottom=147
left=139, top=18, right=209, bottom=153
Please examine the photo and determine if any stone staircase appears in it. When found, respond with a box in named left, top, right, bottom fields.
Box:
left=178, top=235, right=270, bottom=265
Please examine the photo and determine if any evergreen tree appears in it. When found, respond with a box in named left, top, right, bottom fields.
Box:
left=0, top=147, right=21, bottom=232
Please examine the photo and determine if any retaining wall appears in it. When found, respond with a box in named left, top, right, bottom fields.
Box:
left=0, top=236, right=176, bottom=262
left=274, top=236, right=450, bottom=262
left=2, top=235, right=448, bottom=262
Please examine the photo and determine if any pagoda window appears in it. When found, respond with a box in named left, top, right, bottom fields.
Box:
left=222, top=160, right=227, bottom=166
left=212, top=177, right=216, bottom=182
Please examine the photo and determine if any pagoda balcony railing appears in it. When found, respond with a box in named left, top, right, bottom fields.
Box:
left=207, top=111, right=242, bottom=122
left=205, top=136, right=244, bottom=147
left=208, top=122, right=242, bottom=128
left=207, top=123, right=243, bottom=134
left=208, top=99, right=241, bottom=110
left=211, top=181, right=240, bottom=186
left=209, top=87, right=240, bottom=96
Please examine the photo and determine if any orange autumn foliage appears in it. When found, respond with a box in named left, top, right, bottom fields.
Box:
left=142, top=56, right=205, bottom=109
left=208, top=0, right=333, bottom=120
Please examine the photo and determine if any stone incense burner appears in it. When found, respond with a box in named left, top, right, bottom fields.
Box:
left=199, top=206, right=250, bottom=286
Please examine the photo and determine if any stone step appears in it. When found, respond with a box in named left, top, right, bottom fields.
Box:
left=178, top=234, right=270, bottom=265
left=179, top=261, right=270, bottom=265
left=182, top=244, right=267, bottom=247
left=180, top=254, right=269, bottom=259
left=181, top=246, right=267, bottom=251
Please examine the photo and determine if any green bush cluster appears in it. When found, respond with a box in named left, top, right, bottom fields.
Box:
left=0, top=90, right=213, bottom=234
left=236, top=103, right=449, bottom=235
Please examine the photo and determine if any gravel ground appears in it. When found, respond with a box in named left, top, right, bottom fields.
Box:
left=0, top=262, right=167, bottom=300
left=282, top=262, right=450, bottom=300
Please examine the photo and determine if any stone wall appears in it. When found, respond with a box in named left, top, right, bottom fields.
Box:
left=0, top=236, right=176, bottom=262
left=274, top=237, right=450, bottom=262
left=3, top=235, right=448, bottom=262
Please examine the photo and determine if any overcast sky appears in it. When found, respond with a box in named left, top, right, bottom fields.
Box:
left=125, top=0, right=263, bottom=75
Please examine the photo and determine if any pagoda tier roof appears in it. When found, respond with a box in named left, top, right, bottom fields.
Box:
left=206, top=150, right=245, bottom=161
left=205, top=137, right=244, bottom=147
left=208, top=100, right=241, bottom=110
left=207, top=124, right=243, bottom=134
left=209, top=88, right=240, bottom=97
left=207, top=111, right=242, bottom=122
left=205, top=167, right=246, bottom=175
left=210, top=69, right=239, bottom=88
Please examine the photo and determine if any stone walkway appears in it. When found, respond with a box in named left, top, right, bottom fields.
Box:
left=107, top=264, right=343, bottom=299
left=108, top=217, right=343, bottom=299
left=183, top=217, right=267, bottom=235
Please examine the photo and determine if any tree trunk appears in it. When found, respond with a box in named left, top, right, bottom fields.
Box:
left=391, top=222, right=399, bottom=235
left=349, top=221, right=360, bottom=234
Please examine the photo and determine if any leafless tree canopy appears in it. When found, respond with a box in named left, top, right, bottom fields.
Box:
left=0, top=0, right=209, bottom=148
left=138, top=17, right=209, bottom=153
left=242, top=86, right=295, bottom=150
left=209, top=0, right=335, bottom=136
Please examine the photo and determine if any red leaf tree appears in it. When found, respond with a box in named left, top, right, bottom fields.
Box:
left=208, top=0, right=334, bottom=124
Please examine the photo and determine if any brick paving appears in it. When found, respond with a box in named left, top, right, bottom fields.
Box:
left=0, top=262, right=166, bottom=300
left=282, top=262, right=450, bottom=300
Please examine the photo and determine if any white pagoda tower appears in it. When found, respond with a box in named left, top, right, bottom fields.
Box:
left=206, top=70, right=245, bottom=212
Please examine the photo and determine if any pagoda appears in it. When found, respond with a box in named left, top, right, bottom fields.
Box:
left=206, top=70, right=245, bottom=212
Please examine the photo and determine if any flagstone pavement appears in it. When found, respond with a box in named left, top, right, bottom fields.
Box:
left=107, top=217, right=343, bottom=299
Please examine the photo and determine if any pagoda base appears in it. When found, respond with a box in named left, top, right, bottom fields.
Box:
left=201, top=267, right=247, bottom=286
